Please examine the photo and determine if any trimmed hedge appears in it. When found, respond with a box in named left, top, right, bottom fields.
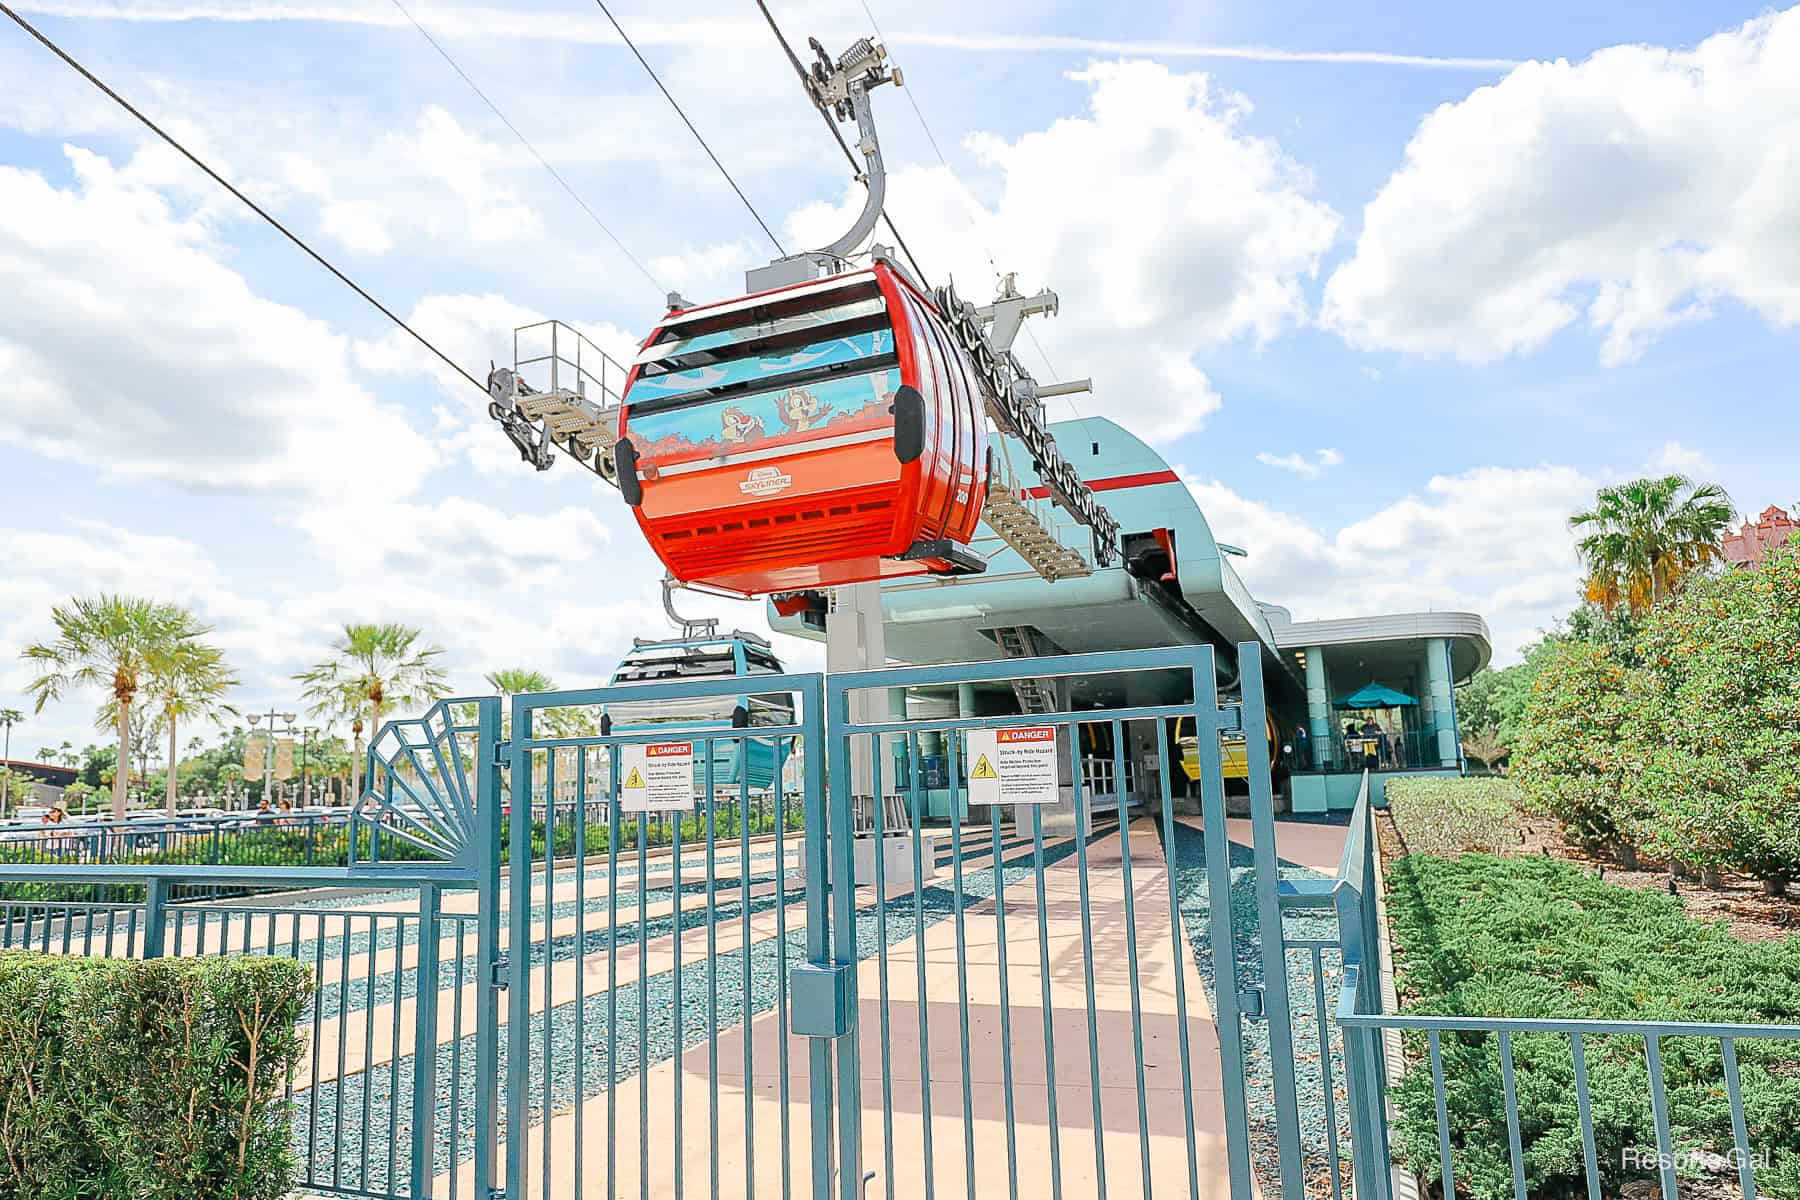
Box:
left=1385, top=776, right=1523, bottom=857
left=1385, top=853, right=1800, bottom=1199
left=0, top=952, right=312, bottom=1200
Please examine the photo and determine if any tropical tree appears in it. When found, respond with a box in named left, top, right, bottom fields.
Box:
left=297, top=623, right=449, bottom=804
left=1625, top=540, right=1800, bottom=894
left=485, top=668, right=557, bottom=701
left=1570, top=475, right=1734, bottom=616
left=485, top=667, right=557, bottom=735
left=0, top=708, right=20, bottom=816
left=22, top=596, right=196, bottom=819
left=147, top=635, right=238, bottom=816
left=1511, top=641, right=1643, bottom=865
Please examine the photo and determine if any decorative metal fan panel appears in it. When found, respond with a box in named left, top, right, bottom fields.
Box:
left=354, top=699, right=490, bottom=873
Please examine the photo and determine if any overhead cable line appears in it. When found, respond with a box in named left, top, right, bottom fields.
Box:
left=0, top=0, right=489, bottom=399
left=589, top=0, right=788, bottom=256
left=388, top=0, right=665, bottom=297
left=851, top=0, right=1078, bottom=414
left=750, top=0, right=932, bottom=284
left=853, top=0, right=1000, bottom=280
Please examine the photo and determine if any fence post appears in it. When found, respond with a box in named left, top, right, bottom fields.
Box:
left=410, top=882, right=442, bottom=1198
left=473, top=696, right=505, bottom=1200
left=142, top=876, right=169, bottom=959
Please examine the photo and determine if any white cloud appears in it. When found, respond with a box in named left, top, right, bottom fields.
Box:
left=786, top=60, right=1340, bottom=441
left=397, top=106, right=540, bottom=244
left=1256, top=447, right=1343, bottom=475
left=651, top=241, right=760, bottom=299
left=1655, top=440, right=1713, bottom=474
left=1323, top=7, right=1800, bottom=364
left=293, top=495, right=611, bottom=590
left=0, top=146, right=438, bottom=500
left=1186, top=463, right=1597, bottom=661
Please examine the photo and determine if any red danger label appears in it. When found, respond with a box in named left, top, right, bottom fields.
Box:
left=997, top=727, right=1055, bottom=744
left=646, top=743, right=692, bottom=757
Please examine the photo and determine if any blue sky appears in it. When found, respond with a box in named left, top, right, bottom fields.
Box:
left=2, top=0, right=1796, bottom=756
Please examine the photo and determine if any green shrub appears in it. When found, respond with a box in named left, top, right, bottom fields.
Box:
left=1385, top=776, right=1524, bottom=857
left=1511, top=641, right=1645, bottom=863
left=1623, top=542, right=1800, bottom=892
left=1386, top=853, right=1800, bottom=1199
left=0, top=952, right=312, bottom=1200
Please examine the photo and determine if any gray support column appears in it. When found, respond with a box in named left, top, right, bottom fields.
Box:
left=828, top=582, right=888, bottom=822
left=1424, top=637, right=1457, bottom=767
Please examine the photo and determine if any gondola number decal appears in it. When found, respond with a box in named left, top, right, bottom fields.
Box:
left=621, top=741, right=694, bottom=812
left=738, top=466, right=793, bottom=497
left=966, top=726, right=1060, bottom=807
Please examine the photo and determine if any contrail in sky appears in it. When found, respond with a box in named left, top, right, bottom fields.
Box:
left=9, top=2, right=1521, bottom=71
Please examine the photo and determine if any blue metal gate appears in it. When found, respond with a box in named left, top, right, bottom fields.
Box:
left=818, top=642, right=1301, bottom=1200
left=499, top=669, right=835, bottom=1200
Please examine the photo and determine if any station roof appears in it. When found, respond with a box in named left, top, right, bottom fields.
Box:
left=1266, top=610, right=1491, bottom=684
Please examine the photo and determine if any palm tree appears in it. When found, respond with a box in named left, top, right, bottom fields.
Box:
left=1570, top=475, right=1734, bottom=616
left=485, top=668, right=556, bottom=734
left=23, top=596, right=195, bottom=819
left=297, top=623, right=449, bottom=804
left=0, top=708, right=20, bottom=817
left=147, top=636, right=238, bottom=816
left=485, top=668, right=558, bottom=700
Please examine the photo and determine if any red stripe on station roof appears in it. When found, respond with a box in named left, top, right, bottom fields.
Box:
left=1020, top=469, right=1181, bottom=500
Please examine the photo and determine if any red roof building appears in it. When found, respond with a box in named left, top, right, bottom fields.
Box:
left=1722, top=505, right=1797, bottom=568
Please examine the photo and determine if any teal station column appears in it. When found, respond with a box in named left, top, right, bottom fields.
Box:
left=1303, top=647, right=1331, bottom=766
left=1424, top=637, right=1458, bottom=767
left=957, top=682, right=978, bottom=824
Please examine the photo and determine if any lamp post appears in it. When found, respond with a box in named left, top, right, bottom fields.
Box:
left=245, top=708, right=298, bottom=810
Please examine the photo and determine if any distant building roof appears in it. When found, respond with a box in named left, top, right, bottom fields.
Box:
left=0, top=760, right=77, bottom=786
left=1723, top=505, right=1797, bottom=567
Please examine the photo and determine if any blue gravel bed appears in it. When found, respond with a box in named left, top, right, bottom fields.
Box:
left=1161, top=820, right=1352, bottom=1196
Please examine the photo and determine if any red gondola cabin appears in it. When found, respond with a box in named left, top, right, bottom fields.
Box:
left=615, top=264, right=988, bottom=595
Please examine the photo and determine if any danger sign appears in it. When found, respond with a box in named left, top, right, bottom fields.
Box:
left=966, top=726, right=1060, bottom=806
left=620, top=741, right=695, bottom=812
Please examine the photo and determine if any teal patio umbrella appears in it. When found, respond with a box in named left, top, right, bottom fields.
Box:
left=1334, top=682, right=1418, bottom=709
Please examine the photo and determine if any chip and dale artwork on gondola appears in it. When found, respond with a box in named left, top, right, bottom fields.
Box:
left=626, top=330, right=899, bottom=464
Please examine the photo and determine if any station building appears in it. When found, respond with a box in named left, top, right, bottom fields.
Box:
left=770, top=417, right=1491, bottom=815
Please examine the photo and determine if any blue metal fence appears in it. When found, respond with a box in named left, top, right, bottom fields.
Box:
left=4, top=656, right=1797, bottom=1200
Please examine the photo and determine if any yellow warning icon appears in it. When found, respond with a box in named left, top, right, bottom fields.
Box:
left=624, top=766, right=645, bottom=789
left=971, top=754, right=997, bottom=780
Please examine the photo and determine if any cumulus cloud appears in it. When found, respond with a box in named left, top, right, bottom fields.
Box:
left=1186, top=463, right=1597, bottom=661
left=0, top=146, right=437, bottom=500
left=1655, top=440, right=1713, bottom=474
left=294, top=495, right=611, bottom=590
left=1256, top=448, right=1343, bottom=475
left=1323, top=7, right=1800, bottom=364
left=787, top=60, right=1340, bottom=441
